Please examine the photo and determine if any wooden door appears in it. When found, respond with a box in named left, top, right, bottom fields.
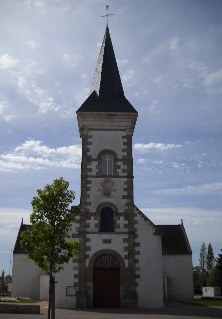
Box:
left=93, top=268, right=120, bottom=308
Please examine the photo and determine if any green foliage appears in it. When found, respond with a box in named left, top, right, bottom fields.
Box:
left=207, top=267, right=221, bottom=287
left=199, top=242, right=207, bottom=269
left=0, top=297, right=34, bottom=303
left=184, top=296, right=222, bottom=307
left=193, top=266, right=202, bottom=294
left=206, top=243, right=215, bottom=273
left=199, top=242, right=207, bottom=287
left=214, top=250, right=222, bottom=287
left=196, top=243, right=222, bottom=290
left=195, top=242, right=221, bottom=290
left=20, top=178, right=81, bottom=275
left=215, top=250, right=222, bottom=271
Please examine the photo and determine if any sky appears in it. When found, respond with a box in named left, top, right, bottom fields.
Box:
left=0, top=0, right=222, bottom=275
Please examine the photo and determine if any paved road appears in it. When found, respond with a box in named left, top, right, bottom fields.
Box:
left=0, top=302, right=222, bottom=319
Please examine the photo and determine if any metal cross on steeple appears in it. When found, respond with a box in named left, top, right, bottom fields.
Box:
left=101, top=5, right=114, bottom=24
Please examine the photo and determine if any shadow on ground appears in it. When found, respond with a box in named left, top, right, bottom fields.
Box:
left=74, top=302, right=222, bottom=318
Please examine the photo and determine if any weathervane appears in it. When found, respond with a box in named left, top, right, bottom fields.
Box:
left=101, top=5, right=114, bottom=24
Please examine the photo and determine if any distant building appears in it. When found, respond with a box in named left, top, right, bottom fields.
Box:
left=12, top=25, right=193, bottom=308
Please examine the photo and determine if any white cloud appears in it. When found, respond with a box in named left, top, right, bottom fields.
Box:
left=0, top=100, right=6, bottom=114
left=149, top=100, right=160, bottom=114
left=0, top=209, right=30, bottom=237
left=24, top=0, right=44, bottom=9
left=18, top=75, right=60, bottom=113
left=138, top=158, right=146, bottom=164
left=3, top=115, right=16, bottom=122
left=188, top=62, right=222, bottom=93
left=63, top=53, right=70, bottom=61
left=122, top=69, right=134, bottom=86
left=154, top=74, right=164, bottom=84
left=142, top=207, right=221, bottom=225
left=152, top=182, right=222, bottom=196
left=0, top=140, right=82, bottom=172
left=202, top=68, right=222, bottom=87
left=27, top=40, right=38, bottom=50
left=181, top=78, right=194, bottom=90
left=117, top=59, right=129, bottom=65
left=0, top=100, right=15, bottom=122
left=62, top=52, right=83, bottom=67
left=133, top=142, right=182, bottom=152
left=169, top=37, right=180, bottom=51
left=0, top=54, right=18, bottom=69
left=81, top=73, right=88, bottom=80
left=0, top=208, right=31, bottom=269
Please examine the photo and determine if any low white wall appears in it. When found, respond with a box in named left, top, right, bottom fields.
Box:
left=40, top=273, right=49, bottom=301
left=202, top=287, right=221, bottom=297
left=162, top=255, right=193, bottom=301
left=12, top=254, right=42, bottom=299
left=54, top=261, right=76, bottom=309
left=12, top=254, right=77, bottom=308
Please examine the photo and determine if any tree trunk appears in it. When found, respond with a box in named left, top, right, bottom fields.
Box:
left=48, top=276, right=51, bottom=319
left=51, top=275, right=55, bottom=319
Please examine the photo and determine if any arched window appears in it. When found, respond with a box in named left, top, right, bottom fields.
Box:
left=100, top=207, right=114, bottom=232
left=102, top=154, right=113, bottom=176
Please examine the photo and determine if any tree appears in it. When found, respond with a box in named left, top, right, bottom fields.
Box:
left=215, top=249, right=222, bottom=288
left=20, top=178, right=81, bottom=319
left=193, top=266, right=202, bottom=294
left=207, top=243, right=215, bottom=273
left=207, top=249, right=222, bottom=287
left=199, top=242, right=207, bottom=287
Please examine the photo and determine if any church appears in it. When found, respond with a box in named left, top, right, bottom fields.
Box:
left=12, top=25, right=193, bottom=309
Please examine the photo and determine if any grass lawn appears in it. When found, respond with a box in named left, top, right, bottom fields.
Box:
left=184, top=296, right=222, bottom=307
left=0, top=296, right=38, bottom=303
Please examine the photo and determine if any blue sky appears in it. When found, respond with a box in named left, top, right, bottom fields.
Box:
left=0, top=0, right=222, bottom=274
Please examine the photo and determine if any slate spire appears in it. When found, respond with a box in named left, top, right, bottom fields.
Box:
left=89, top=25, right=124, bottom=99
left=77, top=25, right=137, bottom=113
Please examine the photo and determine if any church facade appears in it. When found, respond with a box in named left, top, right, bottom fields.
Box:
left=12, top=25, right=193, bottom=309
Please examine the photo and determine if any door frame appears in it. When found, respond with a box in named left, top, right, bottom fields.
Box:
left=86, top=249, right=126, bottom=308
left=93, top=267, right=120, bottom=308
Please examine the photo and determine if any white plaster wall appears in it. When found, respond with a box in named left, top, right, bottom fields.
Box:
left=40, top=274, right=49, bottom=301
left=202, top=287, right=221, bottom=297
left=86, top=233, right=128, bottom=267
left=118, top=215, right=128, bottom=231
left=90, top=131, right=125, bottom=158
left=12, top=254, right=42, bottom=299
left=89, top=178, right=127, bottom=212
left=162, top=255, right=193, bottom=301
left=135, top=209, right=164, bottom=308
left=55, top=260, right=76, bottom=309
left=13, top=253, right=78, bottom=308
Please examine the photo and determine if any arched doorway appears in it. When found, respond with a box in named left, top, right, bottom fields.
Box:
left=93, top=254, right=120, bottom=308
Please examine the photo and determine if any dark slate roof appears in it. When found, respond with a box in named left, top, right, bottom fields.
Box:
left=77, top=25, right=137, bottom=114
left=13, top=221, right=32, bottom=254
left=156, top=224, right=192, bottom=255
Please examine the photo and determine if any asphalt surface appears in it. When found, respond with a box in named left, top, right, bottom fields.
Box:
left=0, top=302, right=222, bottom=319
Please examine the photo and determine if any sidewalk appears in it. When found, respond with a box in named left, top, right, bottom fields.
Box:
left=0, top=301, right=221, bottom=319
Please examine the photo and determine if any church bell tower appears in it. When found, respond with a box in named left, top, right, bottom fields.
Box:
left=76, top=25, right=138, bottom=308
